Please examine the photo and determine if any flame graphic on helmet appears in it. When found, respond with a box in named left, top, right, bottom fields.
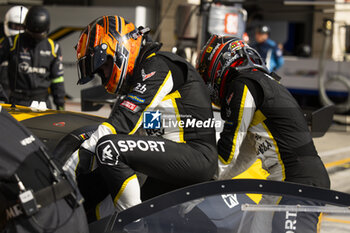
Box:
left=76, top=15, right=142, bottom=94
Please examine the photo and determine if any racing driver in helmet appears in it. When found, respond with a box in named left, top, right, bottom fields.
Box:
left=197, top=35, right=330, bottom=233
left=64, top=15, right=217, bottom=220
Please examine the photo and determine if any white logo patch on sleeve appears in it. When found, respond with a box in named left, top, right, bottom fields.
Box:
left=96, top=140, right=120, bottom=166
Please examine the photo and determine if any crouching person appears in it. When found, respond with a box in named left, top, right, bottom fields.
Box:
left=0, top=106, right=88, bottom=233
left=64, top=15, right=217, bottom=220
left=197, top=35, right=330, bottom=233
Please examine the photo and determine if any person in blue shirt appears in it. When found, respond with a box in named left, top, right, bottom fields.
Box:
left=251, top=25, right=284, bottom=72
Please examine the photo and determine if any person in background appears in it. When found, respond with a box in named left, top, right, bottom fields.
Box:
left=242, top=32, right=250, bottom=43
left=251, top=25, right=284, bottom=72
left=197, top=35, right=330, bottom=233
left=0, top=5, right=28, bottom=102
left=0, top=6, right=65, bottom=109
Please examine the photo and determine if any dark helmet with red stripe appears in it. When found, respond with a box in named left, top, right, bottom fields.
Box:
left=76, top=15, right=148, bottom=94
left=196, top=35, right=268, bottom=106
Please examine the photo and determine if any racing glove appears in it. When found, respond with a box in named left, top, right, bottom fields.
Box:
left=63, top=147, right=98, bottom=179
left=63, top=122, right=116, bottom=177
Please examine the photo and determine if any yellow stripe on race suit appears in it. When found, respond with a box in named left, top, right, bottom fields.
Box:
left=249, top=110, right=266, bottom=127
left=317, top=213, right=324, bottom=233
left=0, top=37, right=4, bottom=44
left=129, top=71, right=173, bottom=135
left=162, top=90, right=185, bottom=143
left=212, top=102, right=221, bottom=110
left=232, top=159, right=269, bottom=204
left=94, top=196, right=115, bottom=220
left=276, top=196, right=283, bottom=205
left=75, top=149, right=81, bottom=174
left=261, top=122, right=286, bottom=181
left=95, top=202, right=102, bottom=220
left=102, top=122, right=117, bottom=134
left=52, top=76, right=64, bottom=84
left=90, top=154, right=96, bottom=172
left=146, top=53, right=156, bottom=59
left=10, top=34, right=19, bottom=51
left=48, top=38, right=57, bottom=57
left=219, top=85, right=248, bottom=165
left=113, top=174, right=137, bottom=206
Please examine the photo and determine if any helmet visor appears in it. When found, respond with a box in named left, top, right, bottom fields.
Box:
left=77, top=54, right=94, bottom=85
left=77, top=44, right=108, bottom=85
left=8, top=22, right=25, bottom=31
left=26, top=29, right=47, bottom=40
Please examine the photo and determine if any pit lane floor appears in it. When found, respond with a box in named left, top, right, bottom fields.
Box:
left=65, top=101, right=350, bottom=232
left=314, top=123, right=350, bottom=233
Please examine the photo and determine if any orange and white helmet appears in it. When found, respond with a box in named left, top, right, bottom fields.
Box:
left=76, top=15, right=144, bottom=94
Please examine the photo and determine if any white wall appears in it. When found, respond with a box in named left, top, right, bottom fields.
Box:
left=333, top=0, right=350, bottom=61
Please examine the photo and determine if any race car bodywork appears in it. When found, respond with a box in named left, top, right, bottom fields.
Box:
left=3, top=103, right=348, bottom=233
left=1, top=103, right=104, bottom=163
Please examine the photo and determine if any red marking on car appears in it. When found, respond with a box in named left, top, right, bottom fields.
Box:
left=53, top=122, right=65, bottom=127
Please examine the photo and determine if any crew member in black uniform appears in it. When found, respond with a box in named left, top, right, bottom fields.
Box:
left=197, top=35, right=330, bottom=233
left=0, top=5, right=28, bottom=102
left=0, top=106, right=88, bottom=233
left=64, top=15, right=217, bottom=219
left=0, top=6, right=65, bottom=109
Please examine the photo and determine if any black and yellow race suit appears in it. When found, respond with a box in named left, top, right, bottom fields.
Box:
left=0, top=36, right=10, bottom=101
left=64, top=46, right=217, bottom=218
left=0, top=33, right=65, bottom=109
left=217, top=68, right=330, bottom=233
